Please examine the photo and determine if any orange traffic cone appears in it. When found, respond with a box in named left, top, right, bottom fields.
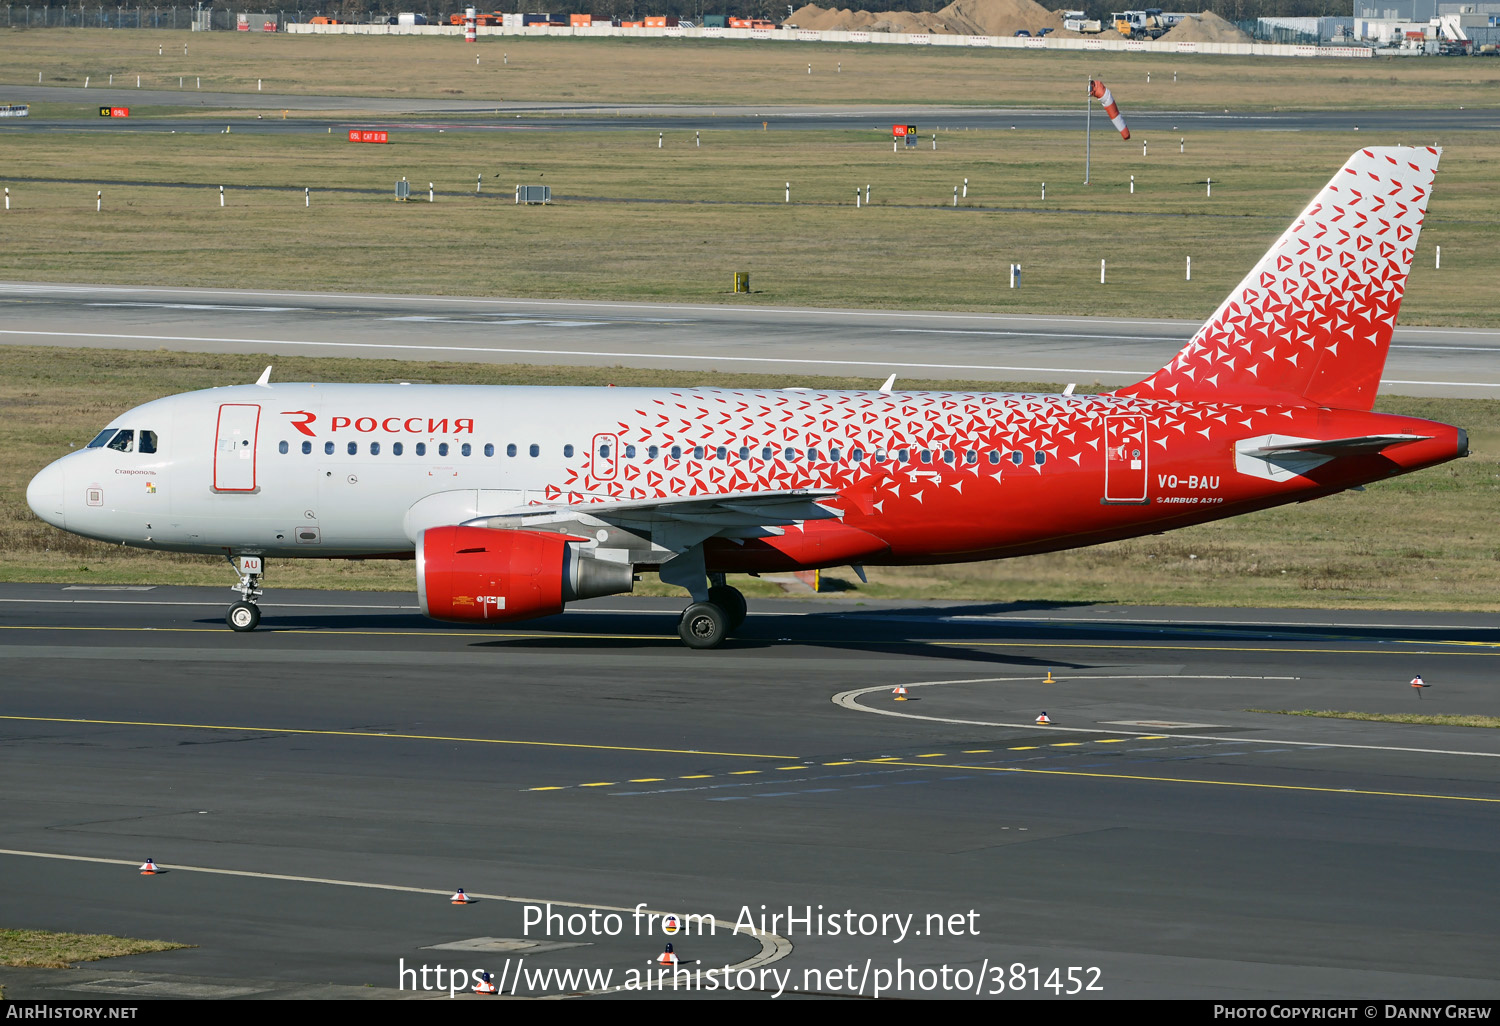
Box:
left=139, top=858, right=160, bottom=875
left=1036, top=712, right=1052, bottom=726
left=1043, top=670, right=1056, bottom=684
left=893, top=685, right=908, bottom=701
left=1411, top=675, right=1429, bottom=699
left=474, top=971, right=498, bottom=994
left=658, top=942, right=679, bottom=966
left=451, top=888, right=473, bottom=905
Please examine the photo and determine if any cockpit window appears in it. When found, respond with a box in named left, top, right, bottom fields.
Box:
left=106, top=430, right=135, bottom=453
left=87, top=429, right=116, bottom=449
left=138, top=430, right=158, bottom=454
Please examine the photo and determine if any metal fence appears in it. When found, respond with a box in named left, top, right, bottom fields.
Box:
left=0, top=7, right=326, bottom=28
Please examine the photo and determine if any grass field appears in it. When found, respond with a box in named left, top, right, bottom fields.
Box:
left=1248, top=710, right=1500, bottom=727
left=6, top=347, right=1497, bottom=610
left=4, top=30, right=1500, bottom=110
left=0, top=928, right=190, bottom=968
left=1, top=128, right=1494, bottom=323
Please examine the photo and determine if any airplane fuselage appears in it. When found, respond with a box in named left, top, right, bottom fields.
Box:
left=28, top=382, right=1465, bottom=570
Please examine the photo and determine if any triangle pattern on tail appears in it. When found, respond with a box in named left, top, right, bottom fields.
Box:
left=1116, top=146, right=1440, bottom=412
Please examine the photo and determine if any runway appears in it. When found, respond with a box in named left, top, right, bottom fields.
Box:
left=4, top=280, right=1498, bottom=397
left=5, top=86, right=1500, bottom=134
left=2, top=583, right=1498, bottom=998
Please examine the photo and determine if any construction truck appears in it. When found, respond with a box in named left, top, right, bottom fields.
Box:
left=1111, top=9, right=1169, bottom=39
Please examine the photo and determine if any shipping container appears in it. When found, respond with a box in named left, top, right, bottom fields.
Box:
left=570, top=13, right=592, bottom=25
left=644, top=15, right=679, bottom=26
left=701, top=13, right=727, bottom=26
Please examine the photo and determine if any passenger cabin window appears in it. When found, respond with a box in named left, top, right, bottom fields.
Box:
left=920, top=449, right=932, bottom=464
left=1011, top=451, right=1023, bottom=466
left=648, top=446, right=660, bottom=460
left=965, top=451, right=978, bottom=465
left=564, top=444, right=575, bottom=458
left=302, top=441, right=312, bottom=455
left=438, top=443, right=450, bottom=457
left=626, top=445, right=637, bottom=459
left=393, top=442, right=404, bottom=456
left=325, top=442, right=335, bottom=455
left=762, top=447, right=773, bottom=460
left=988, top=451, right=1000, bottom=465
left=600, top=444, right=611, bottom=458
left=738, top=447, right=748, bottom=461
left=371, top=442, right=381, bottom=455
left=87, top=429, right=115, bottom=449
left=829, top=447, right=841, bottom=461
left=347, top=441, right=357, bottom=455
left=460, top=443, right=471, bottom=457
left=943, top=449, right=955, bottom=464
left=529, top=444, right=540, bottom=458
left=106, top=430, right=134, bottom=453
left=484, top=443, right=494, bottom=457
left=670, top=446, right=682, bottom=460
left=1035, top=451, right=1047, bottom=466
left=506, top=443, right=517, bottom=457
left=138, top=431, right=158, bottom=454
left=416, top=442, right=427, bottom=456
left=693, top=446, right=704, bottom=460
left=852, top=448, right=865, bottom=462
left=278, top=441, right=289, bottom=454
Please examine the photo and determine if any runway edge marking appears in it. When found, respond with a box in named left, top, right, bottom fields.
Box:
left=0, top=848, right=792, bottom=995
left=831, top=677, right=1500, bottom=759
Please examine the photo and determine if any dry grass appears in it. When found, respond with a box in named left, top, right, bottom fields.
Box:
left=1248, top=710, right=1500, bottom=727
left=3, top=30, right=1498, bottom=110
left=5, top=347, right=1497, bottom=610
left=0, top=928, right=191, bottom=968
left=0, top=128, right=1493, bottom=323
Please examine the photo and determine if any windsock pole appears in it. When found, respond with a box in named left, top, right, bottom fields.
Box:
left=1084, top=77, right=1091, bottom=185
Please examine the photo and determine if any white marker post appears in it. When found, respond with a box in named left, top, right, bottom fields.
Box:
left=258, top=79, right=262, bottom=91
left=4, top=188, right=8, bottom=211
left=807, top=63, right=811, bottom=74
left=932, top=135, right=936, bottom=150
left=658, top=132, right=663, bottom=149
left=197, top=77, right=200, bottom=89
left=110, top=74, right=113, bottom=84
left=1180, top=137, right=1184, bottom=153
left=179, top=77, right=183, bottom=88
left=962, top=177, right=968, bottom=198
left=96, top=190, right=102, bottom=213
left=219, top=185, right=224, bottom=207
left=1186, top=256, right=1192, bottom=280
left=1436, top=245, right=1441, bottom=269
left=695, top=131, right=700, bottom=148
left=1207, top=177, right=1212, bottom=197
left=1101, top=259, right=1106, bottom=284
left=305, top=187, right=310, bottom=207
left=953, top=186, right=957, bottom=207
left=865, top=184, right=870, bottom=204
left=137, top=75, right=140, bottom=87
left=429, top=182, right=434, bottom=203
left=785, top=182, right=790, bottom=203
left=85, top=76, right=89, bottom=87
left=855, top=188, right=860, bottom=208
left=476, top=174, right=482, bottom=194
left=1042, top=182, right=1046, bottom=200
left=1142, top=139, right=1147, bottom=157
left=1130, top=175, right=1135, bottom=194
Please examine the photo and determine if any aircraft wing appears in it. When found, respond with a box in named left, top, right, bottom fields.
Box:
left=1242, top=434, right=1432, bottom=459
left=470, top=487, right=842, bottom=527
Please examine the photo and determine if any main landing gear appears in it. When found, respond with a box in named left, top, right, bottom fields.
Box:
left=226, top=554, right=264, bottom=632
left=676, top=576, right=748, bottom=650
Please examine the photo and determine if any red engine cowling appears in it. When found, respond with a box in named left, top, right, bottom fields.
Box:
left=418, top=525, right=632, bottom=624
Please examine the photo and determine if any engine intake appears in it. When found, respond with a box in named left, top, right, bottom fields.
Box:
left=418, top=525, right=633, bottom=623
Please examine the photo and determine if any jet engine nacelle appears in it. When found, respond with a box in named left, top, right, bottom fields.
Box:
left=418, top=524, right=634, bottom=623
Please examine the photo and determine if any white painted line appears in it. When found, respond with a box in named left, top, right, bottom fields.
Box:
left=0, top=329, right=1146, bottom=376
left=892, top=328, right=1184, bottom=342
left=0, top=847, right=792, bottom=989
left=830, top=677, right=1500, bottom=759
left=0, top=598, right=416, bottom=610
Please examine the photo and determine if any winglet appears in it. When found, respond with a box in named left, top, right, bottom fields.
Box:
left=878, top=374, right=896, bottom=394
left=255, top=365, right=273, bottom=387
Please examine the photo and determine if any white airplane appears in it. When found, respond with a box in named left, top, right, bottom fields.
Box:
left=26, top=147, right=1467, bottom=648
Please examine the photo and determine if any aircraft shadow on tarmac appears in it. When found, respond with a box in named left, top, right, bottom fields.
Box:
left=189, top=599, right=1499, bottom=667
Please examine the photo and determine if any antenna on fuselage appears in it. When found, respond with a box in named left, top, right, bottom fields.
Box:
left=255, top=365, right=273, bottom=387
left=878, top=373, right=896, bottom=394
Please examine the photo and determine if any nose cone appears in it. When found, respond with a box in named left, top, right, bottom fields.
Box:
left=26, top=460, right=66, bottom=529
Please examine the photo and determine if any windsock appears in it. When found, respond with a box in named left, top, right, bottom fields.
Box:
left=1089, top=79, right=1130, bottom=140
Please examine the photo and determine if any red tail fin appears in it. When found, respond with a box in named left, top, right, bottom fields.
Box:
left=1116, top=146, right=1440, bottom=411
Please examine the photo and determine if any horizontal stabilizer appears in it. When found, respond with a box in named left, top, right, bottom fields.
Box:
left=1243, top=434, right=1431, bottom=459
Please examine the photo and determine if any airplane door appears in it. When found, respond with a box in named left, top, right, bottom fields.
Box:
left=591, top=432, right=618, bottom=481
left=213, top=403, right=261, bottom=492
left=1103, top=414, right=1147, bottom=503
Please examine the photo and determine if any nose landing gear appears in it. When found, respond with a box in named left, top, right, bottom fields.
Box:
left=226, top=554, right=264, bottom=632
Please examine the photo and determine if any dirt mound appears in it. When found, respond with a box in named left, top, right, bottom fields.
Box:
left=787, top=0, right=1075, bottom=35
left=1159, top=10, right=1252, bottom=44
